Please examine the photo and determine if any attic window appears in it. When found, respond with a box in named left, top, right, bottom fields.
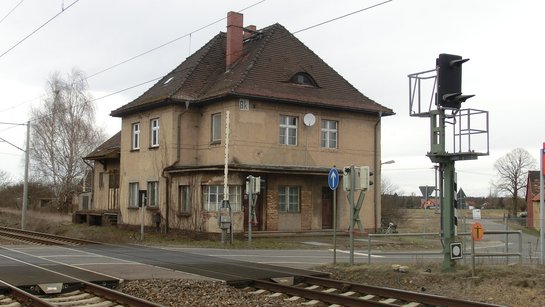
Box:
left=163, top=77, right=174, bottom=86
left=290, top=72, right=318, bottom=87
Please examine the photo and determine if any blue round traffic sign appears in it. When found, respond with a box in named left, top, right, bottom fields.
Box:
left=328, top=168, right=339, bottom=190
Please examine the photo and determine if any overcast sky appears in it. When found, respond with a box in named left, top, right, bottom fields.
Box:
left=0, top=0, right=543, bottom=197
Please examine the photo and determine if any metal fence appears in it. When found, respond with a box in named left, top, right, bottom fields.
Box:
left=366, top=229, right=523, bottom=266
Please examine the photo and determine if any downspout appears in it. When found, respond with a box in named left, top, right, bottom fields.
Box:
left=161, top=104, right=188, bottom=233
left=374, top=111, right=382, bottom=233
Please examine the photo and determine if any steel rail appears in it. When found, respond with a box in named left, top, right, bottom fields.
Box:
left=302, top=275, right=504, bottom=307
left=251, top=279, right=395, bottom=307
left=0, top=279, right=55, bottom=307
left=80, top=281, right=164, bottom=307
left=1, top=269, right=162, bottom=307
left=0, top=229, right=64, bottom=245
left=0, top=226, right=101, bottom=245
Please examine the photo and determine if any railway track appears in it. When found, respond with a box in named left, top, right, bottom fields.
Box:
left=0, top=226, right=100, bottom=246
left=0, top=227, right=504, bottom=306
left=248, top=275, right=503, bottom=307
left=0, top=228, right=163, bottom=306
left=0, top=279, right=163, bottom=307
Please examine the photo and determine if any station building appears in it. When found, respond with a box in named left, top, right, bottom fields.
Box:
left=80, top=12, right=394, bottom=234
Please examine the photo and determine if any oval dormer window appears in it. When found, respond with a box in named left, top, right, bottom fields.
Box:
left=290, top=72, right=318, bottom=87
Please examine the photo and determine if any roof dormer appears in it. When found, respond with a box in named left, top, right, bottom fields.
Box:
left=290, top=72, right=318, bottom=87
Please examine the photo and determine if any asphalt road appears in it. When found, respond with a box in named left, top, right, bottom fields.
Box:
left=1, top=220, right=542, bottom=286
left=164, top=218, right=543, bottom=268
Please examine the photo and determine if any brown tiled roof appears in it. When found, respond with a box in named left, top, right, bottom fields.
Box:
left=84, top=131, right=121, bottom=160
left=111, top=23, right=393, bottom=117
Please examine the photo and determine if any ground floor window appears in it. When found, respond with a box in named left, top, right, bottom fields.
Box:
left=278, top=186, right=300, bottom=213
left=202, top=185, right=241, bottom=212
left=179, top=185, right=190, bottom=214
left=129, top=182, right=139, bottom=208
left=148, top=181, right=159, bottom=207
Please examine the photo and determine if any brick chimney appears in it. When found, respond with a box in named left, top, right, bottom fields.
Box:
left=226, top=11, right=243, bottom=70
left=244, top=25, right=257, bottom=39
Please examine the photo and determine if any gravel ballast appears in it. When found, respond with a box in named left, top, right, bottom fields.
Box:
left=118, top=279, right=306, bottom=307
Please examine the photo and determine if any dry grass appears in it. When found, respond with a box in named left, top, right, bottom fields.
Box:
left=318, top=262, right=545, bottom=307
left=0, top=207, right=509, bottom=250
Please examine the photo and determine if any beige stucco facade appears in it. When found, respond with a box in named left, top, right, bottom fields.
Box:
left=116, top=97, right=382, bottom=233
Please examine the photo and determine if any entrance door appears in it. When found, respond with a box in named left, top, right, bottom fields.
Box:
left=322, top=187, right=333, bottom=229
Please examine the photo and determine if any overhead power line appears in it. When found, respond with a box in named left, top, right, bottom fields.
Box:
left=87, top=0, right=266, bottom=80
left=0, top=0, right=81, bottom=60
left=0, top=95, right=43, bottom=113
left=15, top=0, right=391, bottom=125
left=0, top=0, right=25, bottom=26
left=89, top=77, right=161, bottom=103
left=2, top=0, right=266, bottom=116
left=293, top=0, right=392, bottom=34
left=77, top=1, right=395, bottom=109
left=0, top=136, right=24, bottom=152
left=0, top=122, right=26, bottom=126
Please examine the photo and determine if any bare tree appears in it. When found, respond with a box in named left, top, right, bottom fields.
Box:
left=381, top=176, right=399, bottom=195
left=0, top=170, right=11, bottom=189
left=493, top=148, right=536, bottom=214
left=30, top=69, right=105, bottom=211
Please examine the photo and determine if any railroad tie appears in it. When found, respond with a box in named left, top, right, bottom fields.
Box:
left=266, top=292, right=283, bottom=298
left=249, top=289, right=267, bottom=295
left=360, top=294, right=376, bottom=300
left=379, top=298, right=399, bottom=304
left=340, top=291, right=356, bottom=296
left=0, top=296, right=19, bottom=306
left=302, top=299, right=320, bottom=305
left=285, top=296, right=302, bottom=302
left=41, top=292, right=90, bottom=302
left=402, top=302, right=423, bottom=307
left=321, top=288, right=337, bottom=293
left=305, top=285, right=320, bottom=290
left=42, top=296, right=103, bottom=305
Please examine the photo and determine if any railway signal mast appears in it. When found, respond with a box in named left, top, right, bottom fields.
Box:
left=408, top=54, right=490, bottom=272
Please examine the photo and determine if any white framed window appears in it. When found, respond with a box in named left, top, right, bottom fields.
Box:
left=279, top=115, right=297, bottom=145
left=150, top=118, right=160, bottom=148
left=211, top=113, right=221, bottom=143
left=229, top=186, right=242, bottom=212
left=129, top=182, right=139, bottom=208
left=321, top=119, right=338, bottom=148
left=179, top=185, right=190, bottom=214
left=278, top=186, right=300, bottom=213
left=147, top=181, right=159, bottom=207
left=202, top=185, right=241, bottom=212
left=131, top=123, right=140, bottom=150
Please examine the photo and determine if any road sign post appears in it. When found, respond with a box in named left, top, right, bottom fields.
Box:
left=472, top=222, right=484, bottom=241
left=329, top=167, right=339, bottom=264
left=471, top=222, right=484, bottom=276
left=328, top=168, right=339, bottom=190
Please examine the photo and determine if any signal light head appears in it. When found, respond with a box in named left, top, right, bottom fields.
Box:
left=436, top=53, right=473, bottom=109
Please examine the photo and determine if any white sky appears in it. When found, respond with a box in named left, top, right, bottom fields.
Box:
left=0, top=0, right=543, bottom=197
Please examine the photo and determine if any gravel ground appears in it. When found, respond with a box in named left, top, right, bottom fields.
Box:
left=117, top=264, right=545, bottom=307
left=118, top=279, right=306, bottom=307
